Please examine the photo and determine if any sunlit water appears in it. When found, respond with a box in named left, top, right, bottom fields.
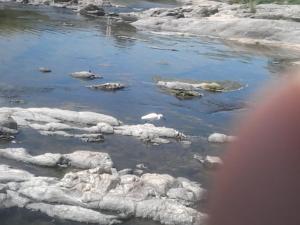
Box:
left=0, top=2, right=300, bottom=224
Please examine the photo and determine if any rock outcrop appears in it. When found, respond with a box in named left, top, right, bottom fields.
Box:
left=0, top=107, right=185, bottom=144
left=130, top=0, right=300, bottom=49
left=0, top=148, right=113, bottom=170
left=0, top=162, right=207, bottom=225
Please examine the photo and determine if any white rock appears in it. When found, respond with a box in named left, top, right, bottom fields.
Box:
left=64, top=150, right=113, bottom=170
left=0, top=107, right=182, bottom=144
left=131, top=0, right=300, bottom=49
left=194, top=154, right=223, bottom=169
left=114, top=123, right=184, bottom=144
left=208, top=133, right=236, bottom=143
left=0, top=163, right=207, bottom=225
left=0, top=165, right=34, bottom=182
left=0, top=148, right=113, bottom=171
left=26, top=203, right=121, bottom=225
left=70, top=71, right=102, bottom=79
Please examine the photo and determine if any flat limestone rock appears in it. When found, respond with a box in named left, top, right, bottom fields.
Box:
left=0, top=165, right=34, bottom=182
left=0, top=107, right=185, bottom=144
left=0, top=148, right=113, bottom=171
left=114, top=123, right=185, bottom=143
left=157, top=80, right=239, bottom=93
left=131, top=0, right=300, bottom=49
left=26, top=203, right=121, bottom=225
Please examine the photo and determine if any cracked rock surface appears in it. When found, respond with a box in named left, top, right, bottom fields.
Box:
left=0, top=157, right=207, bottom=225
left=0, top=107, right=185, bottom=144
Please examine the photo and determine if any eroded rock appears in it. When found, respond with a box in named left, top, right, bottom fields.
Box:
left=0, top=148, right=113, bottom=171
left=0, top=163, right=207, bottom=225
left=114, top=123, right=185, bottom=144
left=0, top=107, right=185, bottom=144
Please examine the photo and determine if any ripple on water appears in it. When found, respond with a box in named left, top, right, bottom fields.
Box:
left=0, top=2, right=298, bottom=224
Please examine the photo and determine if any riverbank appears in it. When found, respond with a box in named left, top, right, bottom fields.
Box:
left=1, top=0, right=300, bottom=50
left=129, top=0, right=300, bottom=50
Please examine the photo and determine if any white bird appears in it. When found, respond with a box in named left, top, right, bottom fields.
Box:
left=141, top=113, right=164, bottom=121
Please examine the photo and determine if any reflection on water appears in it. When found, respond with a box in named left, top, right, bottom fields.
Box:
left=0, top=2, right=300, bottom=225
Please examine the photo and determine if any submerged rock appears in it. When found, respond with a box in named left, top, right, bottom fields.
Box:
left=157, top=80, right=226, bottom=92
left=208, top=133, right=236, bottom=143
left=174, top=90, right=202, bottom=99
left=194, top=154, right=223, bottom=169
left=141, top=113, right=163, bottom=121
left=79, top=4, right=105, bottom=17
left=157, top=81, right=202, bottom=99
left=70, top=71, right=102, bottom=80
left=197, top=82, right=223, bottom=92
left=157, top=79, right=243, bottom=99
left=87, top=83, right=126, bottom=91
left=0, top=162, right=207, bottom=225
left=39, top=67, right=51, bottom=73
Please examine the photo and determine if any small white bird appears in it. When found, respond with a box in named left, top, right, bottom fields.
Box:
left=141, top=113, right=164, bottom=121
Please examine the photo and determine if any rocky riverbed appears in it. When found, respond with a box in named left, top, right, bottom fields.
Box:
left=0, top=1, right=300, bottom=225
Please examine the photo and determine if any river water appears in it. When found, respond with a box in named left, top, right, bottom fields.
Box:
left=0, top=1, right=299, bottom=225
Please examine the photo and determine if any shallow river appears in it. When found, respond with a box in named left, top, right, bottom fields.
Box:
left=0, top=1, right=299, bottom=224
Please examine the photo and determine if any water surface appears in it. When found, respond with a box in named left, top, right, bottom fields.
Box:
left=0, top=2, right=299, bottom=224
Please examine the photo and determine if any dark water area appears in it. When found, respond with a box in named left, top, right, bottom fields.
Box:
left=0, top=1, right=299, bottom=224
